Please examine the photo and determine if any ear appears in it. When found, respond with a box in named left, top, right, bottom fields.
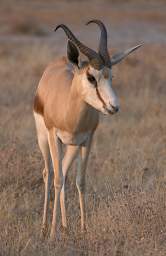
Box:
left=67, top=40, right=79, bottom=67
left=111, top=44, right=143, bottom=65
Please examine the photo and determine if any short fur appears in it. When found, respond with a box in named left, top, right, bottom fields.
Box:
left=33, top=22, right=142, bottom=240
left=34, top=57, right=99, bottom=133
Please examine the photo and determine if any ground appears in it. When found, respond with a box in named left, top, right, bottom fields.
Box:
left=0, top=0, right=166, bottom=255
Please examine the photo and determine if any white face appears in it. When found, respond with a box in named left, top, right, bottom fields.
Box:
left=81, top=66, right=119, bottom=115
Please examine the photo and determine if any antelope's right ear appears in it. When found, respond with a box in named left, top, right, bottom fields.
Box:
left=67, top=40, right=79, bottom=67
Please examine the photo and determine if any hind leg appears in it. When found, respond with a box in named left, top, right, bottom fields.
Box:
left=34, top=112, right=52, bottom=236
left=41, top=155, right=52, bottom=236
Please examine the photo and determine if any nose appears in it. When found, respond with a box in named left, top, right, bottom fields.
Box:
left=111, top=104, right=119, bottom=113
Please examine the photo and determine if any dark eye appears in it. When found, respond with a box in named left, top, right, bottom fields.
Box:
left=87, top=73, right=96, bottom=85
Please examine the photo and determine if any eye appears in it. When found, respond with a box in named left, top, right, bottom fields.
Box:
left=87, top=73, right=97, bottom=85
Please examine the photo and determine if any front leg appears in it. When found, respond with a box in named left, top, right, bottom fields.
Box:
left=48, top=128, right=63, bottom=240
left=76, top=135, right=93, bottom=231
left=60, top=145, right=79, bottom=229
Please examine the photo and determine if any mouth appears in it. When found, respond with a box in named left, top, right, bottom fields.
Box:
left=103, top=107, right=116, bottom=115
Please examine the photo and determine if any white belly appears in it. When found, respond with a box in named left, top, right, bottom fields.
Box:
left=56, top=130, right=91, bottom=145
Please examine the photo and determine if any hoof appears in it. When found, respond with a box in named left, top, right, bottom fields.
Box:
left=61, top=226, right=69, bottom=235
left=49, top=231, right=57, bottom=242
left=81, top=226, right=87, bottom=233
left=49, top=235, right=55, bottom=242
left=40, top=225, right=48, bottom=239
left=49, top=234, right=60, bottom=243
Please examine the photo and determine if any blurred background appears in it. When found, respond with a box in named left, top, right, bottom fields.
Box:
left=1, top=0, right=166, bottom=47
left=0, top=1, right=166, bottom=255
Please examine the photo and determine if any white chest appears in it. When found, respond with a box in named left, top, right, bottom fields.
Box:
left=56, top=130, right=91, bottom=145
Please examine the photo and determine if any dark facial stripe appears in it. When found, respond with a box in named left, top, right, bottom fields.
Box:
left=86, top=70, right=107, bottom=109
left=95, top=86, right=107, bottom=109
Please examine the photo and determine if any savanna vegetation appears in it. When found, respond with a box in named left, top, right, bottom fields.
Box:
left=0, top=0, right=166, bottom=255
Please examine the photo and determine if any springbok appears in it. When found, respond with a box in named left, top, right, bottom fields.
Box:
left=33, top=20, right=142, bottom=240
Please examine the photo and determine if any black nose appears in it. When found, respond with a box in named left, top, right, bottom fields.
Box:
left=111, top=105, right=119, bottom=113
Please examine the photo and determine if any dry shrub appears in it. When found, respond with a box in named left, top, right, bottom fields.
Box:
left=11, top=19, right=47, bottom=36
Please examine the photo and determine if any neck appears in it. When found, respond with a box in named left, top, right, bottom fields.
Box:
left=65, top=76, right=99, bottom=133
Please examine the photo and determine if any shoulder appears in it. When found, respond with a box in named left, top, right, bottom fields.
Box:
left=42, top=56, right=73, bottom=79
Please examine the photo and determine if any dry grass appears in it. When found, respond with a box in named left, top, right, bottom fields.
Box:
left=0, top=1, right=166, bottom=255
left=0, top=41, right=166, bottom=256
left=1, top=0, right=166, bottom=36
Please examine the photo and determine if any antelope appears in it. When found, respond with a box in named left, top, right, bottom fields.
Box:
left=33, top=20, right=142, bottom=240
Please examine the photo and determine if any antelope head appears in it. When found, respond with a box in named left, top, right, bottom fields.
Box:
left=55, top=21, right=142, bottom=115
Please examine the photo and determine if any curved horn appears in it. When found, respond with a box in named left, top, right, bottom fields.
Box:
left=86, top=20, right=111, bottom=67
left=111, top=44, right=143, bottom=65
left=55, top=24, right=104, bottom=69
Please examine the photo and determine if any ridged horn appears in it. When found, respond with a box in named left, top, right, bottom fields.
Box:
left=86, top=20, right=111, bottom=68
left=111, top=44, right=143, bottom=65
left=55, top=24, right=104, bottom=70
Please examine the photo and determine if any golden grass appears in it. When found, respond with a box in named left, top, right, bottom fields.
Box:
left=0, top=1, right=166, bottom=255
left=0, top=40, right=166, bottom=255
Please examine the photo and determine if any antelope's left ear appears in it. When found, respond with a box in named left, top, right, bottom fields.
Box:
left=111, top=44, right=143, bottom=66
left=67, top=40, right=79, bottom=67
